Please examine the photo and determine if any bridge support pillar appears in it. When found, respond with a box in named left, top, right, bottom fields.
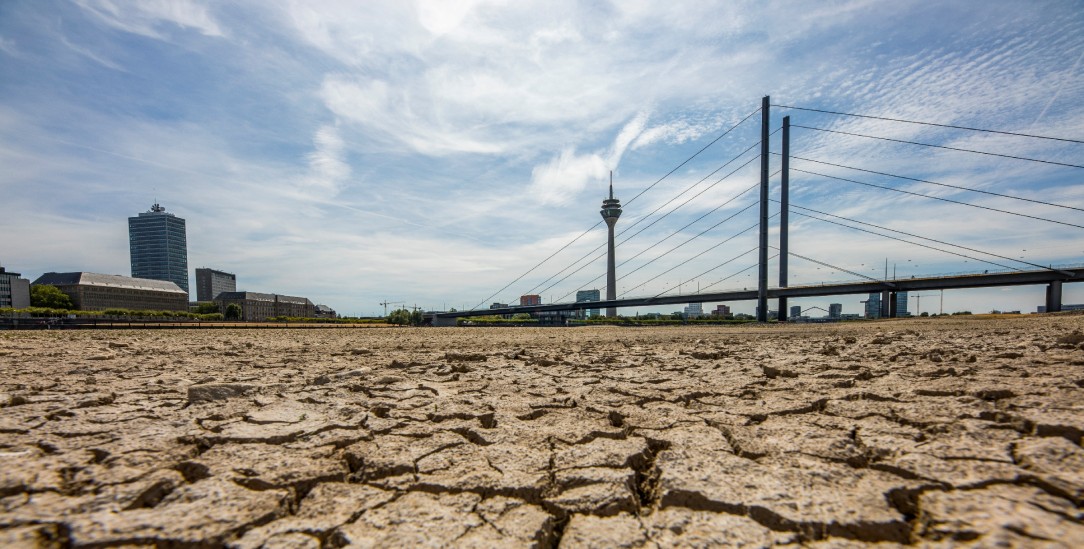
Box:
left=757, top=96, right=770, bottom=322
left=432, top=316, right=457, bottom=327
left=1046, top=281, right=1063, bottom=313
left=777, top=115, right=790, bottom=323
left=881, top=290, right=891, bottom=319
left=889, top=291, right=898, bottom=318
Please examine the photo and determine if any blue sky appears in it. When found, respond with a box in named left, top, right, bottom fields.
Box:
left=1, top=0, right=1082, bottom=316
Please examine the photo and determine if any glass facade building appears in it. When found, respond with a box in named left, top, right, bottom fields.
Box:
left=575, top=289, right=601, bottom=317
left=129, top=203, right=189, bottom=295
left=828, top=303, right=843, bottom=318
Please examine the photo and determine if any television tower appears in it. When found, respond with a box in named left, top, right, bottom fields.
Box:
left=600, top=172, right=622, bottom=317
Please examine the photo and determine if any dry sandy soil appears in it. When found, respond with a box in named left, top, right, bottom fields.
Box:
left=1, top=315, right=1083, bottom=548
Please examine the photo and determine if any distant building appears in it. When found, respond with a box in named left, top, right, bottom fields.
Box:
left=864, top=293, right=881, bottom=319
left=576, top=289, right=601, bottom=317
left=520, top=295, right=541, bottom=306
left=828, top=303, right=843, bottom=318
left=129, top=203, right=189, bottom=295
left=31, top=272, right=187, bottom=311
left=684, top=302, right=703, bottom=319
left=195, top=268, right=237, bottom=302
left=0, top=264, right=31, bottom=309
left=536, top=309, right=579, bottom=325
left=711, top=304, right=731, bottom=317
left=213, top=291, right=315, bottom=321
left=1038, top=304, right=1084, bottom=313
left=863, top=293, right=908, bottom=318
left=896, top=291, right=909, bottom=317
left=489, top=302, right=512, bottom=319
left=314, top=304, right=337, bottom=318
left=789, top=305, right=801, bottom=319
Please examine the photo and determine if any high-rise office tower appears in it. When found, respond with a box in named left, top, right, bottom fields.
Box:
left=600, top=176, right=622, bottom=317
left=129, top=203, right=189, bottom=295
left=864, top=292, right=881, bottom=319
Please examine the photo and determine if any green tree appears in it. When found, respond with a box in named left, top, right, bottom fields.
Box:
left=409, top=309, right=423, bottom=326
left=195, top=302, right=219, bottom=314
left=387, top=308, right=411, bottom=325
left=30, top=285, right=74, bottom=310
left=224, top=303, right=242, bottom=320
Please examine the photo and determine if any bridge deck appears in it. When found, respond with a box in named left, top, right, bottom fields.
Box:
left=438, top=267, right=1082, bottom=318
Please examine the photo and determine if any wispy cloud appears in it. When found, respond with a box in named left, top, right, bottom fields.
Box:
left=73, top=0, right=224, bottom=38
left=301, top=124, right=350, bottom=195
left=0, top=35, right=18, bottom=57
left=528, top=112, right=649, bottom=205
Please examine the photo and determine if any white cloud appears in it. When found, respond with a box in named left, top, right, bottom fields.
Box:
left=302, top=124, right=350, bottom=195
left=528, top=113, right=650, bottom=205
left=60, top=36, right=124, bottom=71
left=74, top=0, right=224, bottom=38
left=319, top=75, right=504, bottom=155
left=0, top=35, right=18, bottom=57
left=416, top=0, right=486, bottom=36
left=529, top=148, right=609, bottom=206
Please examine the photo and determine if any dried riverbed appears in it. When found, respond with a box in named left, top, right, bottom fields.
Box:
left=2, top=316, right=1083, bottom=547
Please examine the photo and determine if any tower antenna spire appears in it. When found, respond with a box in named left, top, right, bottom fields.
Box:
left=609, top=171, right=613, bottom=199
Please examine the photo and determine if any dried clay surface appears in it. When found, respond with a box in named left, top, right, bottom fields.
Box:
left=2, top=315, right=1084, bottom=548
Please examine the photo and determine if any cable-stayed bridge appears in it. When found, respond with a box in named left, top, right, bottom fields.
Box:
left=435, top=96, right=1083, bottom=324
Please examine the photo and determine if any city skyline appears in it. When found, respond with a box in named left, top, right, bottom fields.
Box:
left=1, top=1, right=1082, bottom=316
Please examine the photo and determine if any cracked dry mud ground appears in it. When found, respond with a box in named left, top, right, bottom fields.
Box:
left=2, top=316, right=1084, bottom=548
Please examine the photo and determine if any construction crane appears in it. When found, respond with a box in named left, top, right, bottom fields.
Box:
left=909, top=293, right=939, bottom=316
left=379, top=300, right=405, bottom=317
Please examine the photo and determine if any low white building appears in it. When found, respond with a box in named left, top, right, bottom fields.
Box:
left=684, top=302, right=703, bottom=319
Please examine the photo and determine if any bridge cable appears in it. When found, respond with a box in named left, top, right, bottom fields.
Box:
left=625, top=220, right=762, bottom=298
left=551, top=188, right=758, bottom=302
left=623, top=107, right=762, bottom=208
left=792, top=168, right=1084, bottom=230
left=552, top=161, right=779, bottom=302
left=470, top=221, right=601, bottom=311
left=770, top=152, right=1084, bottom=213
left=792, top=125, right=1084, bottom=170
left=785, top=209, right=1020, bottom=273
left=612, top=196, right=761, bottom=288
left=555, top=166, right=771, bottom=302
left=520, top=141, right=763, bottom=299
left=778, top=200, right=1042, bottom=272
left=771, top=104, right=1084, bottom=144
left=654, top=209, right=783, bottom=297
left=540, top=138, right=780, bottom=302
left=650, top=248, right=763, bottom=297
left=772, top=104, right=1084, bottom=145
left=768, top=246, right=885, bottom=283
left=472, top=106, right=762, bottom=310
left=696, top=254, right=778, bottom=295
